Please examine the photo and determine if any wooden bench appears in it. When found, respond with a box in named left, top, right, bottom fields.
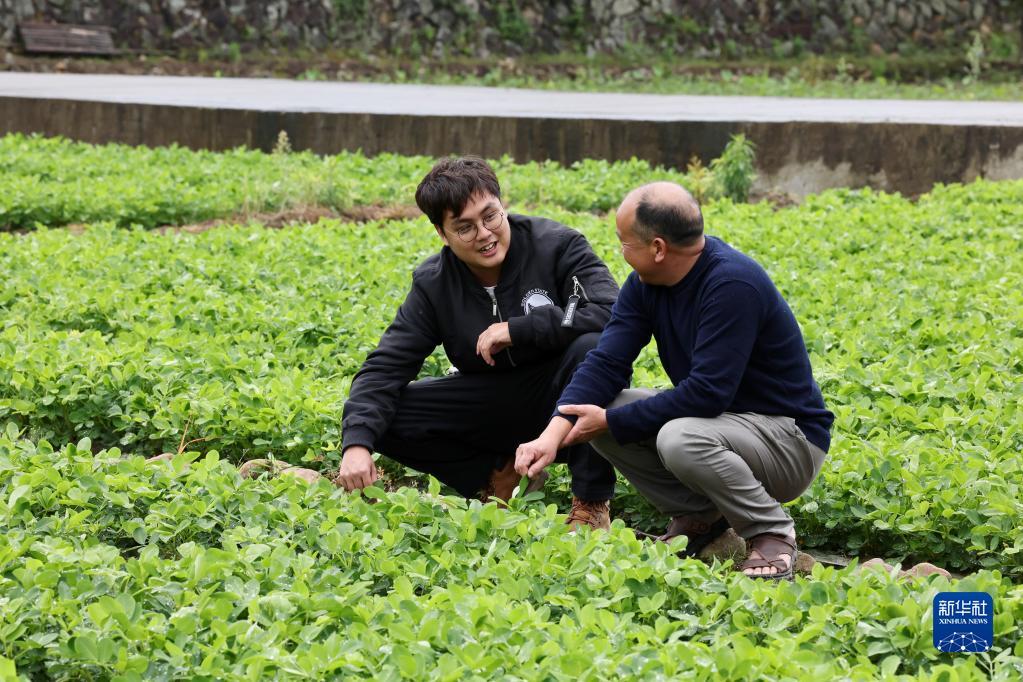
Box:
left=19, top=22, right=119, bottom=56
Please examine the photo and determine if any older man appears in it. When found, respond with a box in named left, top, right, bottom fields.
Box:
left=516, top=182, right=833, bottom=579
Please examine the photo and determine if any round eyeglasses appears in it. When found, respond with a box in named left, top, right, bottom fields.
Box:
left=452, top=209, right=504, bottom=242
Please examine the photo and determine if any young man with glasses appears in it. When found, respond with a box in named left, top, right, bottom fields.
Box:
left=337, top=156, right=620, bottom=530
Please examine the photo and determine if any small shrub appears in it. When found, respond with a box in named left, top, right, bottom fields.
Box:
left=710, top=134, right=757, bottom=202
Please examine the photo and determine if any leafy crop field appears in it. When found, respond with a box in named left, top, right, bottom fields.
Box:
left=0, top=134, right=752, bottom=231
left=1, top=135, right=1022, bottom=679
left=2, top=437, right=1021, bottom=680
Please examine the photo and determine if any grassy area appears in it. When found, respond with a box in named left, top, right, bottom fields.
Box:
left=412, top=66, right=1023, bottom=101
left=335, top=53, right=1023, bottom=101
left=4, top=47, right=1022, bottom=101
left=0, top=134, right=756, bottom=231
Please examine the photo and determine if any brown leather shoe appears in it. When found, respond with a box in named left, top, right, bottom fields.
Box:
left=479, top=458, right=548, bottom=503
left=565, top=497, right=611, bottom=531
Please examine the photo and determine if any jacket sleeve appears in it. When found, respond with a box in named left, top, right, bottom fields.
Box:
left=507, top=230, right=619, bottom=350
left=605, top=279, right=763, bottom=444
left=341, top=278, right=441, bottom=452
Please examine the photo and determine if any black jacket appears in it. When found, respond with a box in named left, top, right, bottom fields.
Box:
left=341, top=213, right=620, bottom=452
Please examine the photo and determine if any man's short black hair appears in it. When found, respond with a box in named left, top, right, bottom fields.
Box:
left=634, top=190, right=704, bottom=247
left=415, top=156, right=502, bottom=228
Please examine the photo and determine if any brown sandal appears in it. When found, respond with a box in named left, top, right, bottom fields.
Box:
left=740, top=533, right=797, bottom=581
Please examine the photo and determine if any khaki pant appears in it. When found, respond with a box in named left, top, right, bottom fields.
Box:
left=592, top=389, right=827, bottom=539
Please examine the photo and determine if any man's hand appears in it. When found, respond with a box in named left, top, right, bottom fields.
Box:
left=476, top=322, right=512, bottom=366
left=515, top=417, right=574, bottom=478
left=515, top=435, right=560, bottom=479
left=559, top=404, right=608, bottom=446
left=335, top=445, right=378, bottom=491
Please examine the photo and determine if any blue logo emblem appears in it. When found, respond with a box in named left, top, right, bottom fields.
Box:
left=933, top=592, right=993, bottom=653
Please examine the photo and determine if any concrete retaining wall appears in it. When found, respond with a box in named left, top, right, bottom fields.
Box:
left=3, top=94, right=1021, bottom=197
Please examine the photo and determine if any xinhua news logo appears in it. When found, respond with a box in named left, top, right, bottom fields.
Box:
left=932, top=592, right=993, bottom=653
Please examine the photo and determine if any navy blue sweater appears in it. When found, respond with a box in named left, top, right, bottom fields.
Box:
left=556, top=236, right=834, bottom=452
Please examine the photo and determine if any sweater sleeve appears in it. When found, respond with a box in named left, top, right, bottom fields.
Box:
left=605, top=279, right=764, bottom=444
left=341, top=279, right=441, bottom=452
left=507, top=231, right=619, bottom=350
left=554, top=273, right=651, bottom=416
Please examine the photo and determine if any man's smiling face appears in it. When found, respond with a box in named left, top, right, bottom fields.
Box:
left=615, top=196, right=659, bottom=284
left=436, top=192, right=511, bottom=284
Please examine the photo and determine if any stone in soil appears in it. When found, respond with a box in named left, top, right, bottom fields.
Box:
left=698, top=528, right=746, bottom=562
left=857, top=557, right=952, bottom=580
left=793, top=551, right=816, bottom=575
left=237, top=458, right=293, bottom=478
left=902, top=562, right=952, bottom=579
left=279, top=467, right=323, bottom=484
left=237, top=458, right=325, bottom=484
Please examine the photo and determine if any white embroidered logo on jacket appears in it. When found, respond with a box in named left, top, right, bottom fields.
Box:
left=522, top=289, right=554, bottom=314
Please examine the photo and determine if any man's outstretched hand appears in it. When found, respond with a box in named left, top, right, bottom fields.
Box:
left=559, top=404, right=609, bottom=446
left=476, top=322, right=512, bottom=366
left=515, top=435, right=560, bottom=479
left=515, top=416, right=576, bottom=478
left=335, top=445, right=379, bottom=491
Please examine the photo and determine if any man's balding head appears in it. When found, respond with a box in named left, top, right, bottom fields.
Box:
left=618, top=182, right=703, bottom=247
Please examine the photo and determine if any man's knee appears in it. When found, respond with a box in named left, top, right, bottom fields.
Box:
left=590, top=430, right=620, bottom=464
left=656, top=418, right=721, bottom=477
left=605, top=387, right=659, bottom=410
left=587, top=389, right=661, bottom=465
left=562, top=332, right=601, bottom=366
left=552, top=332, right=602, bottom=392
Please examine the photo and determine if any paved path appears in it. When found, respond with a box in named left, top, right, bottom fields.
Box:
left=1, top=72, right=1021, bottom=126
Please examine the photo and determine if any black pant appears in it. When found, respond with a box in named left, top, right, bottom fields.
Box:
left=375, top=333, right=616, bottom=500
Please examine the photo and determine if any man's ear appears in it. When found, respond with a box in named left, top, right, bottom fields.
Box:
left=652, top=237, right=668, bottom=263
left=434, top=225, right=450, bottom=246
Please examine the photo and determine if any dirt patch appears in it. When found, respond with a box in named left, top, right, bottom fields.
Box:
left=750, top=190, right=802, bottom=210
left=151, top=204, right=420, bottom=234
left=20, top=204, right=422, bottom=236
left=153, top=206, right=338, bottom=234
left=340, top=204, right=422, bottom=222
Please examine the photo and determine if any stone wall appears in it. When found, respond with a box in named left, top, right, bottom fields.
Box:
left=0, top=1, right=1019, bottom=57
